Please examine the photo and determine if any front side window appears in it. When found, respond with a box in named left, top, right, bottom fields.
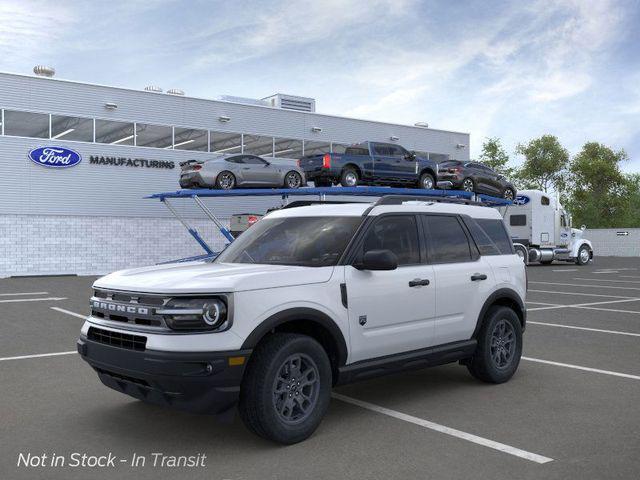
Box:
left=215, top=216, right=362, bottom=267
left=424, top=215, right=472, bottom=263
left=243, top=155, right=268, bottom=165
left=4, top=110, right=49, bottom=138
left=361, top=215, right=420, bottom=265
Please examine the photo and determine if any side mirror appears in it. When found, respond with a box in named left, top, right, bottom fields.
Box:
left=404, top=152, right=416, bottom=160
left=355, top=249, right=398, bottom=271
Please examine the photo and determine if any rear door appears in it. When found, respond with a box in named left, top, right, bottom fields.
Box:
left=345, top=214, right=436, bottom=362
left=422, top=215, right=494, bottom=345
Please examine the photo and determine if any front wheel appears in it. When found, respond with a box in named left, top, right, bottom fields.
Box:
left=284, top=171, right=303, bottom=189
left=418, top=172, right=435, bottom=190
left=239, top=333, right=332, bottom=444
left=462, top=177, right=475, bottom=192
left=466, top=306, right=522, bottom=384
left=576, top=245, right=591, bottom=265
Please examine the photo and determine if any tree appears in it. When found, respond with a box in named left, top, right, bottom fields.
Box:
left=566, top=142, right=633, bottom=228
left=478, top=137, right=514, bottom=177
left=515, top=135, right=569, bottom=193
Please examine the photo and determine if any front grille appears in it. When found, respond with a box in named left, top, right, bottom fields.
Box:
left=88, top=326, right=147, bottom=351
left=90, top=289, right=168, bottom=330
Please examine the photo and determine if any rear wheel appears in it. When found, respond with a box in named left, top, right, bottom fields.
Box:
left=284, top=171, right=303, bottom=189
left=503, top=187, right=515, bottom=200
left=418, top=172, right=435, bottom=190
left=576, top=245, right=591, bottom=265
left=467, top=306, right=522, bottom=384
left=462, top=178, right=475, bottom=192
left=239, top=333, right=332, bottom=444
left=340, top=168, right=359, bottom=187
left=216, top=171, right=236, bottom=190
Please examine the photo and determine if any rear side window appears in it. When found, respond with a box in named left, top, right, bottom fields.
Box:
left=361, top=215, right=420, bottom=265
left=510, top=215, right=526, bottom=226
left=423, top=216, right=472, bottom=263
left=473, top=219, right=514, bottom=255
left=345, top=144, right=370, bottom=156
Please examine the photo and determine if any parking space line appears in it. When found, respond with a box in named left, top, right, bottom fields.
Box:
left=530, top=281, right=640, bottom=291
left=620, top=275, right=640, bottom=279
left=528, top=298, right=640, bottom=312
left=552, top=269, right=578, bottom=272
left=529, top=289, right=639, bottom=300
left=526, top=301, right=560, bottom=306
left=51, top=307, right=87, bottom=319
left=0, top=351, right=76, bottom=362
left=573, top=278, right=640, bottom=284
left=522, top=357, right=640, bottom=381
left=0, top=291, right=49, bottom=296
left=0, top=297, right=67, bottom=304
left=528, top=321, right=640, bottom=337
left=574, top=305, right=640, bottom=315
left=332, top=393, right=553, bottom=464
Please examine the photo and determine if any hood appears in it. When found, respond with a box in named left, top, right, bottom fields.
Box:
left=94, top=261, right=334, bottom=294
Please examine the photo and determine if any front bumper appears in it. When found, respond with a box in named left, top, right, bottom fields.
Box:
left=77, top=336, right=251, bottom=415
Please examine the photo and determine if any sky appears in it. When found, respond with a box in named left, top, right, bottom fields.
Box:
left=1, top=0, right=639, bottom=172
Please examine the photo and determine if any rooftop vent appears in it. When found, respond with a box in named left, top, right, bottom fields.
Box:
left=144, top=85, right=163, bottom=93
left=167, top=88, right=185, bottom=96
left=414, top=122, right=429, bottom=128
left=262, top=94, right=316, bottom=113
left=33, top=65, right=55, bottom=77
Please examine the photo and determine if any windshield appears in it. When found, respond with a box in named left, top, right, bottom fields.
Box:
left=215, top=216, right=363, bottom=267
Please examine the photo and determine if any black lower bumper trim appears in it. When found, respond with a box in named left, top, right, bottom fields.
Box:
left=77, top=336, right=251, bottom=415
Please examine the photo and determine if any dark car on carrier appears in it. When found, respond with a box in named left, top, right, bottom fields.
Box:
left=298, top=141, right=439, bottom=189
left=438, top=160, right=516, bottom=200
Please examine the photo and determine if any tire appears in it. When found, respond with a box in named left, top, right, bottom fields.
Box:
left=238, top=333, right=332, bottom=444
left=215, top=171, right=236, bottom=190
left=467, top=306, right=522, bottom=384
left=418, top=172, right=435, bottom=190
left=576, top=244, right=591, bottom=265
left=284, top=171, right=303, bottom=189
left=502, top=187, right=515, bottom=200
left=340, top=167, right=359, bottom=187
left=462, top=178, right=475, bottom=192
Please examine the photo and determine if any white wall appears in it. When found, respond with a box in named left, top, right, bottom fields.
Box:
left=584, top=228, right=640, bottom=257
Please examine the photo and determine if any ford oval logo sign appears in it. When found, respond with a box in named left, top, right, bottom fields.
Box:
left=513, top=195, right=530, bottom=206
left=28, top=146, right=82, bottom=168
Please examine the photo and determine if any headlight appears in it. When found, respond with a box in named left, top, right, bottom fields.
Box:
left=158, top=297, right=230, bottom=332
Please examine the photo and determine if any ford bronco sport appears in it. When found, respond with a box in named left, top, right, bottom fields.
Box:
left=78, top=196, right=526, bottom=444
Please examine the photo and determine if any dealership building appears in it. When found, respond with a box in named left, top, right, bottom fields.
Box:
left=0, top=68, right=471, bottom=277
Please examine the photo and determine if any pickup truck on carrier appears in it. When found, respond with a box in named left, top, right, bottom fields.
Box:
left=298, top=141, right=439, bottom=189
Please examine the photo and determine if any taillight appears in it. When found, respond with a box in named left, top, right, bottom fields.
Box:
left=247, top=215, right=258, bottom=226
left=322, top=153, right=331, bottom=169
left=193, top=165, right=202, bottom=171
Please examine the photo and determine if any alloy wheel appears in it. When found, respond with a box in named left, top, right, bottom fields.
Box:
left=272, top=353, right=320, bottom=425
left=218, top=173, right=235, bottom=189
left=490, top=319, right=516, bottom=369
left=579, top=247, right=590, bottom=264
left=462, top=179, right=474, bottom=192
left=422, top=176, right=434, bottom=189
left=286, top=172, right=301, bottom=189
left=503, top=188, right=515, bottom=200
left=344, top=172, right=358, bottom=187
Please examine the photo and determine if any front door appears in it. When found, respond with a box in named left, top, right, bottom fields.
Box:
left=239, top=155, right=278, bottom=185
left=345, top=214, right=436, bottom=362
left=421, top=215, right=494, bottom=344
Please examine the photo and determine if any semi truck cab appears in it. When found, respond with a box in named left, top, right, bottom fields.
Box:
left=499, top=189, right=593, bottom=265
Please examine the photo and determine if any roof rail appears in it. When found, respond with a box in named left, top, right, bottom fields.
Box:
left=372, top=194, right=483, bottom=207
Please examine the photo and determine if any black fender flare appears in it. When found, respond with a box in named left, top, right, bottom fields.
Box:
left=419, top=167, right=437, bottom=180
left=241, top=307, right=348, bottom=366
left=472, top=288, right=526, bottom=338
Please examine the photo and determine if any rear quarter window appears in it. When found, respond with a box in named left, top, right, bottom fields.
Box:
left=466, top=218, right=514, bottom=255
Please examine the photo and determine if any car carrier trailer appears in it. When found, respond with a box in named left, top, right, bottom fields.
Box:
left=146, top=186, right=512, bottom=261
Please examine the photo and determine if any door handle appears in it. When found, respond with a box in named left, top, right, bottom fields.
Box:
left=409, top=278, right=430, bottom=287
left=471, top=273, right=487, bottom=281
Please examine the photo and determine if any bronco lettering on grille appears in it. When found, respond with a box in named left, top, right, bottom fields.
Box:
left=92, top=301, right=149, bottom=315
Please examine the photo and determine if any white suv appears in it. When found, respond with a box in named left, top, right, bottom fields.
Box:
left=78, top=196, right=527, bottom=444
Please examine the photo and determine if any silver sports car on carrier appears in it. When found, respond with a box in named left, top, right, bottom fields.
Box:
left=179, top=154, right=307, bottom=190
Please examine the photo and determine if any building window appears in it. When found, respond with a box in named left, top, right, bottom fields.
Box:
left=210, top=131, right=243, bottom=154
left=135, top=123, right=172, bottom=149
left=303, top=140, right=330, bottom=156
left=95, top=119, right=134, bottom=145
left=173, top=127, right=208, bottom=151
left=4, top=110, right=49, bottom=138
left=244, top=134, right=274, bottom=156
left=273, top=137, right=303, bottom=159
left=429, top=153, right=450, bottom=163
left=51, top=115, right=93, bottom=142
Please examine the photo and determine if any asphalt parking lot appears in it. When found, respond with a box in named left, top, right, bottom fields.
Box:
left=1, top=257, right=639, bottom=480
